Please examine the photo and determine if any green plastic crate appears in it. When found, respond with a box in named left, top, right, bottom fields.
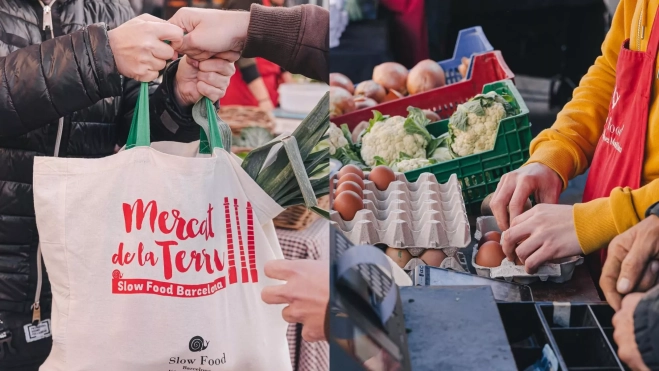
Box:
left=404, top=79, right=532, bottom=214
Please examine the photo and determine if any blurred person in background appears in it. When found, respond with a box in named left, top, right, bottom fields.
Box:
left=221, top=0, right=292, bottom=111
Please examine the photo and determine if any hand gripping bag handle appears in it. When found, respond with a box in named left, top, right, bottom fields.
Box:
left=125, top=82, right=230, bottom=152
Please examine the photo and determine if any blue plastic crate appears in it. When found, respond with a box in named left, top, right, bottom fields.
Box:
left=438, top=26, right=494, bottom=85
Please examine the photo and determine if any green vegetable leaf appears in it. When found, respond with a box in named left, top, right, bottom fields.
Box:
left=403, top=109, right=433, bottom=143
left=373, top=156, right=388, bottom=166
left=366, top=110, right=389, bottom=133
left=406, top=107, right=431, bottom=127
left=398, top=152, right=413, bottom=160
left=340, top=123, right=354, bottom=145
left=335, top=147, right=367, bottom=168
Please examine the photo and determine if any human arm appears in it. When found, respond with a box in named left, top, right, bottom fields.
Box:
left=634, top=286, right=659, bottom=370
left=242, top=4, right=328, bottom=84
left=490, top=0, right=627, bottom=229
left=169, top=4, right=329, bottom=84
left=237, top=57, right=275, bottom=110
left=0, top=24, right=122, bottom=137
left=261, top=259, right=329, bottom=342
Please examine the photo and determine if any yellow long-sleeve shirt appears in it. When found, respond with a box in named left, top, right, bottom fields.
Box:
left=527, top=0, right=659, bottom=254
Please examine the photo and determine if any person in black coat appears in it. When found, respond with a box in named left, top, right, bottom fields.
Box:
left=0, top=1, right=234, bottom=370
left=601, top=203, right=659, bottom=370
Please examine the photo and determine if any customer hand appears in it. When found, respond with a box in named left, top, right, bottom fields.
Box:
left=501, top=204, right=582, bottom=273
left=169, top=8, right=249, bottom=62
left=490, top=163, right=563, bottom=231
left=174, top=55, right=236, bottom=107
left=261, top=259, right=329, bottom=342
left=109, top=14, right=183, bottom=82
left=612, top=293, right=650, bottom=371
left=601, top=215, right=659, bottom=311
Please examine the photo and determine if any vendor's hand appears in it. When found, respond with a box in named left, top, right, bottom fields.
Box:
left=601, top=215, right=659, bottom=311
left=612, top=293, right=650, bottom=371
left=261, top=259, right=329, bottom=342
left=168, top=8, right=248, bottom=62
left=502, top=204, right=582, bottom=273
left=174, top=55, right=236, bottom=107
left=109, top=14, right=183, bottom=82
left=490, top=163, right=563, bottom=231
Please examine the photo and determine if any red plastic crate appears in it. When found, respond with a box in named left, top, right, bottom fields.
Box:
left=333, top=51, right=515, bottom=130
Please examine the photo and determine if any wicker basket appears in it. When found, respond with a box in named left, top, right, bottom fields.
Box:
left=218, top=105, right=275, bottom=135
left=274, top=196, right=330, bottom=230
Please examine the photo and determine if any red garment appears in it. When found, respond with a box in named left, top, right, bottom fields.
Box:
left=379, top=0, right=429, bottom=68
left=220, top=58, right=281, bottom=107
left=582, top=6, right=659, bottom=275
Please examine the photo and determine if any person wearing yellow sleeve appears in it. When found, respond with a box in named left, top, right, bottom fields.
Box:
left=489, top=0, right=659, bottom=282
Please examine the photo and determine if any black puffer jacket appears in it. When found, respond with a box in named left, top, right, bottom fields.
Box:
left=0, top=0, right=198, bottom=367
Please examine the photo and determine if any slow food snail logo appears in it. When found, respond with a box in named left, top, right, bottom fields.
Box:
left=189, top=336, right=209, bottom=352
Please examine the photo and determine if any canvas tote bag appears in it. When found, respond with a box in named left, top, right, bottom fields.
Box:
left=33, top=84, right=292, bottom=371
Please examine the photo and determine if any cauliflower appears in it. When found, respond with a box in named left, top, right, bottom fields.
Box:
left=360, top=108, right=439, bottom=167
left=391, top=158, right=432, bottom=172
left=328, top=122, right=349, bottom=155
left=430, top=146, right=452, bottom=163
left=448, top=91, right=515, bottom=158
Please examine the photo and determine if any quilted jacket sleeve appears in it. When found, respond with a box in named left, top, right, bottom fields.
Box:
left=115, top=58, right=201, bottom=146
left=634, top=285, right=659, bottom=369
left=0, top=24, right=122, bottom=137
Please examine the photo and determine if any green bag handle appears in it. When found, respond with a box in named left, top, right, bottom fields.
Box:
left=125, top=82, right=229, bottom=152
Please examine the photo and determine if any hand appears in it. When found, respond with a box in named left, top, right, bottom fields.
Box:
left=601, top=215, right=659, bottom=310
left=168, top=8, right=249, bottom=62
left=612, top=293, right=650, bottom=371
left=174, top=55, right=236, bottom=107
left=490, top=163, right=563, bottom=231
left=261, top=259, right=329, bottom=342
left=109, top=14, right=183, bottom=82
left=501, top=204, right=582, bottom=273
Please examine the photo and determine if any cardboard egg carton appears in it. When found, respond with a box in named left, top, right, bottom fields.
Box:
left=330, top=172, right=471, bottom=250
left=473, top=216, right=583, bottom=284
left=402, top=251, right=468, bottom=273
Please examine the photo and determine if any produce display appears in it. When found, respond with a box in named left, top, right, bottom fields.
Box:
left=447, top=91, right=517, bottom=157
left=330, top=170, right=470, bottom=271
left=328, top=59, right=462, bottom=119
left=328, top=90, right=518, bottom=174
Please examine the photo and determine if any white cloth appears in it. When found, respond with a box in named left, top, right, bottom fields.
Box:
left=33, top=144, right=292, bottom=371
left=330, top=0, right=348, bottom=48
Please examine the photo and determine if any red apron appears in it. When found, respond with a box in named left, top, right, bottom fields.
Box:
left=582, top=9, right=659, bottom=276
left=220, top=58, right=281, bottom=107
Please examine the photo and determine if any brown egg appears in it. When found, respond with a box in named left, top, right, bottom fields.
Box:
left=332, top=190, right=363, bottom=221
left=368, top=166, right=396, bottom=191
left=335, top=181, right=363, bottom=198
left=475, top=241, right=507, bottom=268
left=385, top=247, right=412, bottom=268
left=338, top=164, right=364, bottom=179
left=479, top=231, right=502, bottom=246
left=420, top=249, right=447, bottom=267
left=336, top=173, right=365, bottom=190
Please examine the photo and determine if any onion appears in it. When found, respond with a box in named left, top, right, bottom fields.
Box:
left=354, top=80, right=386, bottom=103
left=407, top=60, right=446, bottom=95
left=423, top=110, right=440, bottom=122
left=330, top=73, right=355, bottom=94
left=382, top=89, right=405, bottom=102
left=330, top=86, right=356, bottom=118
left=354, top=96, right=378, bottom=110
left=372, top=62, right=408, bottom=94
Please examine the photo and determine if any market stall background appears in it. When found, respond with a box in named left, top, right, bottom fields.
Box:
left=327, top=1, right=630, bottom=369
